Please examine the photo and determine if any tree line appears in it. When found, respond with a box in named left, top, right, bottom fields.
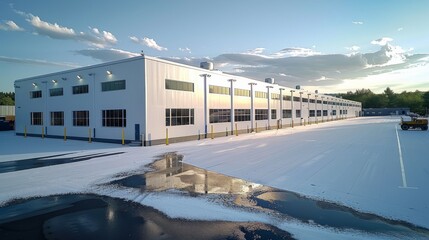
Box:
left=0, top=92, right=15, bottom=106
left=338, top=88, right=429, bottom=115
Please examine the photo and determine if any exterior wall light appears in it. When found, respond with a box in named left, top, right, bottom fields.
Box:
left=106, top=70, right=113, bottom=75
left=32, top=83, right=37, bottom=87
left=77, top=75, right=82, bottom=80
left=52, top=79, right=58, bottom=83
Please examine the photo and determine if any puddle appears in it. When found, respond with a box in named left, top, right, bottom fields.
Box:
left=111, top=153, right=262, bottom=195
left=2, top=152, right=429, bottom=239
left=111, top=153, right=429, bottom=238
left=0, top=194, right=294, bottom=240
left=0, top=152, right=124, bottom=174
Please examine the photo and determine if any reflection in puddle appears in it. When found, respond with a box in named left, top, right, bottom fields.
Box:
left=112, top=153, right=262, bottom=195
left=111, top=153, right=429, bottom=239
left=0, top=194, right=294, bottom=240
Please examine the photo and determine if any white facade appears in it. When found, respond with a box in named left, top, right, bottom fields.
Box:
left=14, top=56, right=362, bottom=145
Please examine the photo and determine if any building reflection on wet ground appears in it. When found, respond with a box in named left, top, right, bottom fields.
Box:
left=1, top=153, right=428, bottom=239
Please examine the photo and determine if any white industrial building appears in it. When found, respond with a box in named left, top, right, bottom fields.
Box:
left=14, top=55, right=361, bottom=145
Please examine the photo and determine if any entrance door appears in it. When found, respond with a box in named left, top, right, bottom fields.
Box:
left=135, top=124, right=140, bottom=141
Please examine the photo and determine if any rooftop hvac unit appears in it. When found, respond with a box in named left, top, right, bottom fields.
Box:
left=265, top=78, right=275, bottom=84
left=296, top=85, right=301, bottom=90
left=315, top=90, right=319, bottom=94
left=200, top=62, right=214, bottom=70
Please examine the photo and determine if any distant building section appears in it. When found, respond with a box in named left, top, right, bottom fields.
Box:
left=0, top=105, right=15, bottom=131
left=363, top=108, right=410, bottom=116
left=0, top=105, right=15, bottom=116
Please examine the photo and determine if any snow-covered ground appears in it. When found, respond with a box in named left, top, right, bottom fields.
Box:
left=1, top=116, right=428, bottom=239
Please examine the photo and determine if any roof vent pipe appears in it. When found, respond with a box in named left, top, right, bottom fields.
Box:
left=200, top=62, right=214, bottom=70
left=265, top=78, right=275, bottom=84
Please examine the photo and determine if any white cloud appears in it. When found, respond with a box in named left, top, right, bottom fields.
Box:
left=165, top=41, right=428, bottom=92
left=27, top=14, right=76, bottom=39
left=179, top=47, right=192, bottom=53
left=352, top=21, right=363, bottom=25
left=130, top=36, right=167, bottom=51
left=246, top=48, right=265, bottom=55
left=397, top=27, right=403, bottom=32
left=371, top=37, right=393, bottom=46
left=272, top=47, right=321, bottom=57
left=0, top=20, right=24, bottom=31
left=12, top=7, right=117, bottom=48
left=346, top=45, right=360, bottom=52
left=75, top=48, right=140, bottom=62
left=26, top=14, right=118, bottom=47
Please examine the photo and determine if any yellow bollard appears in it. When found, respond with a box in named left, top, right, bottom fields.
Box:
left=89, top=128, right=92, bottom=143
left=211, top=125, right=214, bottom=139
left=24, top=125, right=27, bottom=138
left=255, top=122, right=258, bottom=133
left=64, top=127, right=67, bottom=141
left=235, top=123, right=238, bottom=136
left=42, top=127, right=44, bottom=139
left=166, top=128, right=169, bottom=145
left=292, top=120, right=294, bottom=128
left=121, top=128, right=125, bottom=145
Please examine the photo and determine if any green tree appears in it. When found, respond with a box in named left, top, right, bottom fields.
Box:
left=0, top=92, right=15, bottom=105
left=0, top=96, right=14, bottom=105
left=383, top=87, right=396, bottom=107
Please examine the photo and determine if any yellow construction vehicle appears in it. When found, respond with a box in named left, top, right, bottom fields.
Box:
left=400, top=117, right=428, bottom=131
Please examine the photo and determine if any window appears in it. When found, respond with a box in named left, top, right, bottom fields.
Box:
left=73, top=85, right=89, bottom=94
left=50, top=88, right=63, bottom=97
left=255, top=91, right=267, bottom=99
left=302, top=98, right=308, bottom=103
left=271, top=109, right=277, bottom=119
left=50, top=111, right=64, bottom=126
left=235, top=109, right=250, bottom=122
left=293, top=97, right=300, bottom=102
left=73, top=111, right=89, bottom=126
left=234, top=88, right=250, bottom=97
left=209, top=109, right=230, bottom=123
left=323, top=101, right=327, bottom=104
left=255, top=109, right=268, bottom=120
left=296, top=109, right=301, bottom=118
left=209, top=85, right=230, bottom=95
left=317, top=100, right=322, bottom=104
left=30, top=90, right=42, bottom=98
left=271, top=93, right=280, bottom=100
left=344, top=110, right=348, bottom=114
left=102, top=109, right=126, bottom=127
left=166, top=108, right=194, bottom=126
left=102, top=80, right=126, bottom=92
left=282, top=110, right=292, bottom=118
left=323, top=110, right=328, bottom=116
left=31, top=112, right=43, bottom=125
left=283, top=95, right=291, bottom=101
left=309, top=110, right=315, bottom=117
left=317, top=110, right=322, bottom=117
left=165, top=79, right=194, bottom=92
left=310, top=99, right=315, bottom=103
left=332, top=110, right=337, bottom=116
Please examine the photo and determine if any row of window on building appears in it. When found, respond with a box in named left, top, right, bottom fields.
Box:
left=30, top=80, right=126, bottom=98
left=208, top=109, right=345, bottom=124
left=165, top=79, right=360, bottom=107
left=30, top=109, right=126, bottom=127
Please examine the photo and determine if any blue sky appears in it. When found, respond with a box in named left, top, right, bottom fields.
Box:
left=1, top=0, right=429, bottom=93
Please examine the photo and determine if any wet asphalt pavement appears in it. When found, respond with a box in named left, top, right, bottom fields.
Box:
left=1, top=153, right=428, bottom=239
